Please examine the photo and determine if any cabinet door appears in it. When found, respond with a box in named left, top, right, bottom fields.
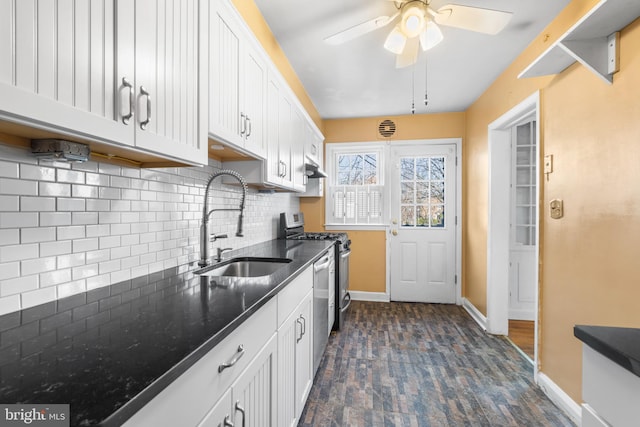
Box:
left=0, top=0, right=130, bottom=145
left=128, top=0, right=207, bottom=165
left=277, top=290, right=313, bottom=427
left=232, top=334, right=278, bottom=427
left=265, top=77, right=281, bottom=186
left=291, top=108, right=306, bottom=192
left=278, top=94, right=293, bottom=189
left=209, top=0, right=242, bottom=147
left=295, top=292, right=314, bottom=421
left=241, top=46, right=267, bottom=158
left=198, top=389, right=233, bottom=427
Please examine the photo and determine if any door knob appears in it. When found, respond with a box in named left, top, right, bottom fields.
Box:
left=391, top=229, right=398, bottom=236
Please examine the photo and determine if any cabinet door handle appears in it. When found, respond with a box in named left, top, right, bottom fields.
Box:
left=235, top=401, right=245, bottom=427
left=139, top=86, right=151, bottom=130
left=218, top=345, right=245, bottom=373
left=296, top=317, right=304, bottom=343
left=121, top=77, right=134, bottom=125
left=245, top=116, right=251, bottom=138
left=299, top=313, right=306, bottom=336
left=240, top=113, right=246, bottom=136
left=223, top=415, right=234, bottom=427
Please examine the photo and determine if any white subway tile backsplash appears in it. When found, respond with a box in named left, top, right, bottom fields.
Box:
left=21, top=256, right=57, bottom=275
left=0, top=143, right=299, bottom=315
left=20, top=164, right=57, bottom=181
left=40, top=182, right=71, bottom=197
left=40, top=212, right=71, bottom=226
left=0, top=178, right=38, bottom=195
left=21, top=196, right=56, bottom=211
left=0, top=243, right=39, bottom=263
left=0, top=294, right=20, bottom=315
left=58, top=198, right=86, bottom=211
left=0, top=160, right=19, bottom=178
left=72, top=238, right=99, bottom=253
left=0, top=195, right=19, bottom=211
left=1, top=274, right=38, bottom=296
left=41, top=240, right=72, bottom=257
left=72, top=212, right=98, bottom=225
left=57, top=169, right=85, bottom=184
left=21, top=287, right=57, bottom=310
left=0, top=262, right=20, bottom=280
left=0, top=230, right=19, bottom=246
left=57, top=252, right=86, bottom=269
left=21, top=227, right=56, bottom=244
left=39, top=269, right=72, bottom=288
left=57, top=226, right=86, bottom=241
left=72, top=184, right=98, bottom=198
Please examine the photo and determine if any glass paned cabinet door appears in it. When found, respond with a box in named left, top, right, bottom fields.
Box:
left=512, top=121, right=536, bottom=246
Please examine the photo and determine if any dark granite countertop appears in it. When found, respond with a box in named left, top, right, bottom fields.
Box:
left=0, top=239, right=333, bottom=426
left=574, top=325, right=640, bottom=378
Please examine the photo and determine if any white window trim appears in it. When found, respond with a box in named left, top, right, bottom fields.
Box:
left=325, top=142, right=388, bottom=230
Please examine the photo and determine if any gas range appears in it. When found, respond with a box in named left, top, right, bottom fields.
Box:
left=279, top=212, right=351, bottom=331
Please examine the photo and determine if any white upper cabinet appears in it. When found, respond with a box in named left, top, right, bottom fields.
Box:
left=0, top=0, right=207, bottom=166
left=291, top=108, right=306, bottom=192
left=116, top=0, right=207, bottom=165
left=0, top=0, right=129, bottom=144
left=209, top=0, right=267, bottom=159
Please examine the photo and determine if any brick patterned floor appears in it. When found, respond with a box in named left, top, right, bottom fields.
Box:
left=299, top=301, right=575, bottom=427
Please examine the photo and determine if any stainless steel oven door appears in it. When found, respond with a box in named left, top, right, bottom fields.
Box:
left=339, top=249, right=351, bottom=314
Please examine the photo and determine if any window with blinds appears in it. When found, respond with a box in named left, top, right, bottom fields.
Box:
left=325, top=144, right=386, bottom=226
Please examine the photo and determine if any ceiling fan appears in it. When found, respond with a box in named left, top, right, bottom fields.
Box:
left=324, top=0, right=512, bottom=68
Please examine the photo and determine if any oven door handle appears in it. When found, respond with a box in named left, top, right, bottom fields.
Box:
left=340, top=250, right=351, bottom=259
left=340, top=292, right=352, bottom=312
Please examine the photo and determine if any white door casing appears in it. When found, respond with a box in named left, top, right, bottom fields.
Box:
left=389, top=143, right=457, bottom=303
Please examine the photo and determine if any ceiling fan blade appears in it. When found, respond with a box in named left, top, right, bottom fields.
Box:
left=395, top=37, right=419, bottom=68
left=434, top=4, right=512, bottom=35
left=324, top=13, right=399, bottom=45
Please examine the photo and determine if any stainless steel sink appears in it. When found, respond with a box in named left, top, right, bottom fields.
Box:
left=195, top=257, right=292, bottom=278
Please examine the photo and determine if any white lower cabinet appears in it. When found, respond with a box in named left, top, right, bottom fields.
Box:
left=200, top=335, right=278, bottom=427
left=123, top=265, right=317, bottom=427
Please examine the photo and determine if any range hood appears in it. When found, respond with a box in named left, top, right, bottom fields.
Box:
left=304, top=156, right=327, bottom=179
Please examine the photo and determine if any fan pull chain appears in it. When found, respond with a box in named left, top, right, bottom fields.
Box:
left=411, top=64, right=416, bottom=115
left=424, top=54, right=429, bottom=107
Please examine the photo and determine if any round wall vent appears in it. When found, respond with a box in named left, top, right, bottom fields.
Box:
left=378, top=119, right=396, bottom=138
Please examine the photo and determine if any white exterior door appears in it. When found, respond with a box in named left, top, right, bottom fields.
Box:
left=389, top=144, right=457, bottom=303
left=509, top=120, right=537, bottom=320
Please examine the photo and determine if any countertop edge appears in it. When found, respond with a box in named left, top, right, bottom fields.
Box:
left=574, top=325, right=640, bottom=378
left=100, top=243, right=331, bottom=426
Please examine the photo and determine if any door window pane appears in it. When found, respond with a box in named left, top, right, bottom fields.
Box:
left=400, top=156, right=446, bottom=228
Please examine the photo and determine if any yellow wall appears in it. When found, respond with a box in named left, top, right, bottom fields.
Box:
left=235, top=0, right=640, bottom=405
left=230, top=0, right=323, bottom=131
left=304, top=113, right=466, bottom=294
left=465, top=0, right=640, bottom=402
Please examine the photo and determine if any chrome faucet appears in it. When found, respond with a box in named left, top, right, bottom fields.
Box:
left=198, top=170, right=248, bottom=267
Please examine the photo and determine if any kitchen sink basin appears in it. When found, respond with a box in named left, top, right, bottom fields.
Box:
left=195, top=257, right=292, bottom=278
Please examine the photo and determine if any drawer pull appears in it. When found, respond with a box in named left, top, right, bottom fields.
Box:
left=223, top=415, right=234, bottom=427
left=218, top=345, right=245, bottom=373
left=235, top=401, right=245, bottom=427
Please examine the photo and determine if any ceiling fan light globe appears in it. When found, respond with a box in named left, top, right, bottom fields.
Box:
left=401, top=3, right=427, bottom=38
left=384, top=24, right=407, bottom=55
left=419, top=21, right=444, bottom=51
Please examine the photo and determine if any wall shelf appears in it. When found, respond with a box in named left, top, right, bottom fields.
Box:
left=518, top=0, right=640, bottom=84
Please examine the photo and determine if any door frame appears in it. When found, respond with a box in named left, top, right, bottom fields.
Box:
left=486, top=92, right=540, bottom=369
left=385, top=138, right=462, bottom=304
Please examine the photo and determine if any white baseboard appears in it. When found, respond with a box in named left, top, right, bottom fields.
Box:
left=536, top=372, right=581, bottom=426
left=461, top=297, right=487, bottom=331
left=349, top=291, right=390, bottom=302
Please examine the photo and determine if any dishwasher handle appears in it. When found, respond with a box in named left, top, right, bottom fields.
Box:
left=314, top=256, right=331, bottom=272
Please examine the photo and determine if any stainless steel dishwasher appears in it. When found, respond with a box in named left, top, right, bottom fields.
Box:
left=312, top=249, right=332, bottom=375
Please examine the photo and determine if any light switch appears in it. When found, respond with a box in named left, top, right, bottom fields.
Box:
left=550, top=199, right=563, bottom=219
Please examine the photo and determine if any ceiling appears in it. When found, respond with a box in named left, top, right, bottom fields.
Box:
left=252, top=0, right=570, bottom=119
